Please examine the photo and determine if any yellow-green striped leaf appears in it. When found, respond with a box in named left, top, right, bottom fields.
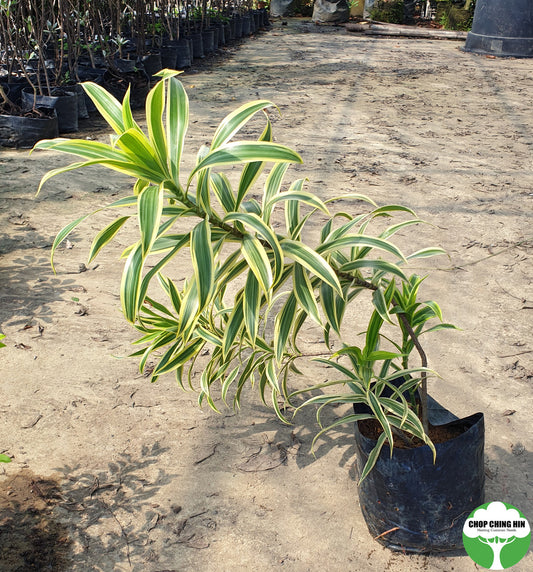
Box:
left=154, top=338, right=205, bottom=375
left=281, top=239, right=342, bottom=295
left=266, top=189, right=329, bottom=215
left=82, top=81, right=125, bottom=134
left=406, top=247, right=447, bottom=260
left=380, top=219, right=424, bottom=239
left=211, top=100, right=275, bottom=149
left=88, top=216, right=130, bottom=263
left=177, top=279, right=200, bottom=338
left=34, top=138, right=129, bottom=161
left=139, top=185, right=164, bottom=256
left=221, top=366, right=241, bottom=405
left=368, top=391, right=394, bottom=457
left=243, top=272, right=261, bottom=345
left=189, top=142, right=302, bottom=183
left=318, top=235, right=406, bottom=262
left=224, top=212, right=283, bottom=285
left=372, top=287, right=393, bottom=324
left=222, top=295, right=245, bottom=359
left=35, top=161, right=95, bottom=195
left=293, top=263, right=321, bottom=325
left=121, top=242, right=144, bottom=322
left=50, top=214, right=90, bottom=273
left=236, top=118, right=272, bottom=208
left=274, top=293, right=297, bottom=363
left=166, top=76, right=189, bottom=183
left=359, top=432, right=389, bottom=483
left=211, top=173, right=236, bottom=213
left=371, top=204, right=416, bottom=217
left=340, top=259, right=408, bottom=282
left=319, top=282, right=342, bottom=336
left=191, top=219, right=214, bottom=310
left=121, top=86, right=138, bottom=131
left=145, top=79, right=168, bottom=173
left=116, top=128, right=168, bottom=179
left=262, top=162, right=289, bottom=223
left=241, top=235, right=273, bottom=296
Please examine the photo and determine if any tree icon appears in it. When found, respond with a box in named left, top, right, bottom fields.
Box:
left=463, top=502, right=531, bottom=570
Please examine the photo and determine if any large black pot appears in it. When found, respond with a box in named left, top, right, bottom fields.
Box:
left=0, top=79, right=29, bottom=106
left=73, top=84, right=89, bottom=120
left=464, top=0, right=533, bottom=57
left=0, top=109, right=58, bottom=148
left=202, top=29, right=215, bottom=55
left=76, top=68, right=106, bottom=113
left=162, top=39, right=192, bottom=69
left=141, top=52, right=162, bottom=78
left=101, top=70, right=149, bottom=110
left=176, top=39, right=192, bottom=69
left=21, top=87, right=78, bottom=133
left=354, top=397, right=485, bottom=553
left=242, top=14, right=252, bottom=36
left=190, top=32, right=204, bottom=59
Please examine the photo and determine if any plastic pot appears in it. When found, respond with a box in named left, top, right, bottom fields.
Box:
left=76, top=68, right=105, bottom=113
left=234, top=16, right=244, bottom=39
left=101, top=70, right=149, bottom=110
left=224, top=22, right=232, bottom=43
left=229, top=18, right=237, bottom=41
left=242, top=15, right=252, bottom=36
left=0, top=109, right=58, bottom=148
left=175, top=39, right=192, bottom=69
left=114, top=58, right=137, bottom=73
left=217, top=24, right=226, bottom=46
left=202, top=29, right=215, bottom=55
left=161, top=44, right=178, bottom=69
left=0, top=79, right=28, bottom=106
left=141, top=52, right=162, bottom=78
left=190, top=32, right=204, bottom=59
left=464, top=0, right=533, bottom=57
left=74, top=84, right=89, bottom=119
left=21, top=88, right=78, bottom=133
left=354, top=397, right=485, bottom=553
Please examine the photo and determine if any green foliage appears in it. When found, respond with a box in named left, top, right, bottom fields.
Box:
left=289, top=0, right=314, bottom=17
left=35, top=71, right=453, bottom=481
left=437, top=1, right=476, bottom=31
left=369, top=0, right=405, bottom=24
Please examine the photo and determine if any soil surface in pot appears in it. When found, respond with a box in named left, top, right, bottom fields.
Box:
left=0, top=106, right=55, bottom=119
left=358, top=418, right=467, bottom=448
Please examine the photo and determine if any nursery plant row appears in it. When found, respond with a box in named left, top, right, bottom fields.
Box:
left=0, top=1, right=270, bottom=147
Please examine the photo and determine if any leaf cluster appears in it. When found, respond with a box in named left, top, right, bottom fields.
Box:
left=35, top=71, right=455, bottom=480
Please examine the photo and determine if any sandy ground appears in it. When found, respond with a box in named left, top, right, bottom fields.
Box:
left=1, top=18, right=532, bottom=572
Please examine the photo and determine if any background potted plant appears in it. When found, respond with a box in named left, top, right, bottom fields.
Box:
left=33, top=70, right=484, bottom=553
left=0, top=0, right=59, bottom=147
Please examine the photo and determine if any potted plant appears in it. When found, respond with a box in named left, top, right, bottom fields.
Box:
left=33, top=70, right=484, bottom=552
left=15, top=0, right=82, bottom=133
left=0, top=1, right=59, bottom=147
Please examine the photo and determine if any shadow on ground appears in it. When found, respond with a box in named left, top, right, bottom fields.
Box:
left=0, top=443, right=175, bottom=571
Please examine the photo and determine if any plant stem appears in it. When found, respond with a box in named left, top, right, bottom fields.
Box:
left=396, top=313, right=428, bottom=433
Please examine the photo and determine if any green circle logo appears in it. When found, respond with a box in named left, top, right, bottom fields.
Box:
left=463, top=501, right=531, bottom=569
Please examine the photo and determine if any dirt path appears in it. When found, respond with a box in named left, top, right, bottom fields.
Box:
left=1, top=18, right=532, bottom=571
